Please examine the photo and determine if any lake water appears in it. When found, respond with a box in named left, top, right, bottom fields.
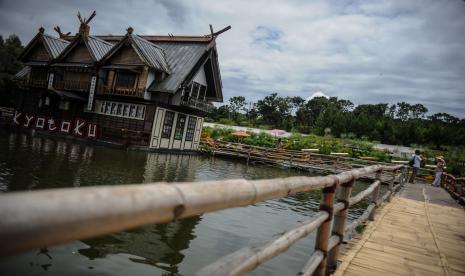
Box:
left=0, top=130, right=371, bottom=276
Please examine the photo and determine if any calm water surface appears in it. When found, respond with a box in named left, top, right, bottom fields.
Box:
left=0, top=130, right=371, bottom=276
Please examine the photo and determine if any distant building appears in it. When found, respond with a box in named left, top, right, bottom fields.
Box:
left=12, top=12, right=227, bottom=152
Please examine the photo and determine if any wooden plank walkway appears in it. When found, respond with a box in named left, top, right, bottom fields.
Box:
left=334, top=182, right=465, bottom=276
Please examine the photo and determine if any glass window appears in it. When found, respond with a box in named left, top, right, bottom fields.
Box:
left=111, top=103, right=117, bottom=115
left=191, top=82, right=200, bottom=98
left=117, top=104, right=123, bottom=115
left=130, top=105, right=136, bottom=117
left=185, top=116, right=197, bottom=141
left=123, top=105, right=129, bottom=117
left=161, top=111, right=175, bottom=139
left=115, top=72, right=137, bottom=88
left=174, top=114, right=186, bottom=140
left=199, top=85, right=207, bottom=100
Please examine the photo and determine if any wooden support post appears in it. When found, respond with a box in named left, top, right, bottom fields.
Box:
left=388, top=170, right=396, bottom=202
left=368, top=170, right=382, bottom=221
left=333, top=158, right=339, bottom=174
left=327, top=178, right=355, bottom=272
left=314, top=183, right=337, bottom=276
left=246, top=148, right=251, bottom=165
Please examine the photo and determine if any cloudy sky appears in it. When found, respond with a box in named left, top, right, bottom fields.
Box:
left=1, top=0, right=464, bottom=117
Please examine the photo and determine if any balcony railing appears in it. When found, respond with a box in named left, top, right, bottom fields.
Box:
left=181, top=97, right=214, bottom=112
left=98, top=86, right=145, bottom=98
left=54, top=80, right=90, bottom=92
left=19, top=78, right=48, bottom=89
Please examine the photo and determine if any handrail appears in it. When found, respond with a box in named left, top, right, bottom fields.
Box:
left=198, top=166, right=406, bottom=275
left=0, top=164, right=406, bottom=275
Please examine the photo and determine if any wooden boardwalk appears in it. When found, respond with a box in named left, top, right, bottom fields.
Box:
left=335, top=182, right=465, bottom=276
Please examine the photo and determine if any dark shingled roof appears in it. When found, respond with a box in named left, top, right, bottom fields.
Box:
left=86, top=36, right=114, bottom=61
left=148, top=42, right=209, bottom=93
left=129, top=34, right=171, bottom=73
left=42, top=34, right=70, bottom=59
left=14, top=66, right=31, bottom=79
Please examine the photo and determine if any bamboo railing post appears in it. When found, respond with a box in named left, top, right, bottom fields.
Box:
left=333, top=158, right=339, bottom=173
left=327, top=177, right=355, bottom=272
left=388, top=170, right=396, bottom=202
left=368, top=170, right=382, bottom=221
left=246, top=148, right=251, bottom=165
left=314, top=183, right=337, bottom=276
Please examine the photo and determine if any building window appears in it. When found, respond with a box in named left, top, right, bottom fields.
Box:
left=185, top=116, right=197, bottom=141
left=191, top=82, right=200, bottom=98
left=161, top=111, right=175, bottom=139
left=59, top=100, right=70, bottom=110
left=115, top=72, right=137, bottom=88
left=95, top=100, right=145, bottom=120
left=174, top=114, right=186, bottom=140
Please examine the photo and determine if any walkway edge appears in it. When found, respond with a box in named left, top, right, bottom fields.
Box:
left=332, top=196, right=396, bottom=276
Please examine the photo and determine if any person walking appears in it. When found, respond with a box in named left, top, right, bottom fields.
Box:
left=432, top=156, right=445, bottom=187
left=408, top=150, right=422, bottom=183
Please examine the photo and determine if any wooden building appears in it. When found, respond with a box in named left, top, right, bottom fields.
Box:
left=13, top=12, right=227, bottom=152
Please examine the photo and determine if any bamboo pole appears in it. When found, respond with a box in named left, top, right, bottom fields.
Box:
left=327, top=178, right=355, bottom=271
left=298, top=250, right=325, bottom=276
left=313, top=183, right=337, bottom=276
left=344, top=203, right=376, bottom=234
left=388, top=170, right=396, bottom=202
left=369, top=171, right=382, bottom=221
left=0, top=165, right=399, bottom=257
left=349, top=180, right=380, bottom=206
left=196, top=211, right=328, bottom=276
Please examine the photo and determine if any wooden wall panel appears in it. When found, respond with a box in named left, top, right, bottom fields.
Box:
left=26, top=43, right=50, bottom=62
left=137, top=67, right=149, bottom=90
left=109, top=46, right=144, bottom=65
left=64, top=44, right=93, bottom=63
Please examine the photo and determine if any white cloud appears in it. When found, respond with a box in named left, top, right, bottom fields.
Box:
left=306, top=91, right=330, bottom=101
left=1, top=0, right=464, bottom=117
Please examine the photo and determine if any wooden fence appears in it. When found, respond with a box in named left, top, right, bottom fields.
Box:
left=443, top=173, right=465, bottom=204
left=0, top=164, right=407, bottom=275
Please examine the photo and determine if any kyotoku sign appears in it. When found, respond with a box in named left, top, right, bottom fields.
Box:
left=12, top=111, right=98, bottom=138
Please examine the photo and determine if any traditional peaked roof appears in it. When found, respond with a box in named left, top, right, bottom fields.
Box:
left=42, top=34, right=70, bottom=59
left=55, top=33, right=114, bottom=63
left=100, top=28, right=171, bottom=73
left=18, top=28, right=70, bottom=61
left=86, top=36, right=114, bottom=61
left=130, top=33, right=171, bottom=73
left=148, top=42, right=209, bottom=93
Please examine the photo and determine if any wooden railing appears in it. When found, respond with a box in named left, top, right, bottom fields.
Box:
left=181, top=97, right=214, bottom=112
left=98, top=85, right=145, bottom=98
left=0, top=164, right=407, bottom=276
left=54, top=79, right=90, bottom=92
left=442, top=173, right=465, bottom=204
left=27, top=78, right=48, bottom=88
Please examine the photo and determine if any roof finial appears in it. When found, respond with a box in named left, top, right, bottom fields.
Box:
left=54, top=26, right=71, bottom=38
left=39, top=27, right=45, bottom=34
left=77, top=10, right=96, bottom=37
left=127, top=26, right=134, bottom=34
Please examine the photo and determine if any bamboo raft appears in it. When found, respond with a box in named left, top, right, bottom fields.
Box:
left=201, top=139, right=433, bottom=184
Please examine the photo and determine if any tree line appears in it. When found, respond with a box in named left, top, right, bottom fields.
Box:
left=207, top=93, right=465, bottom=149
left=0, top=34, right=23, bottom=107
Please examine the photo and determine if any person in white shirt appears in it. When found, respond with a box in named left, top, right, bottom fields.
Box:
left=408, top=150, right=422, bottom=183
